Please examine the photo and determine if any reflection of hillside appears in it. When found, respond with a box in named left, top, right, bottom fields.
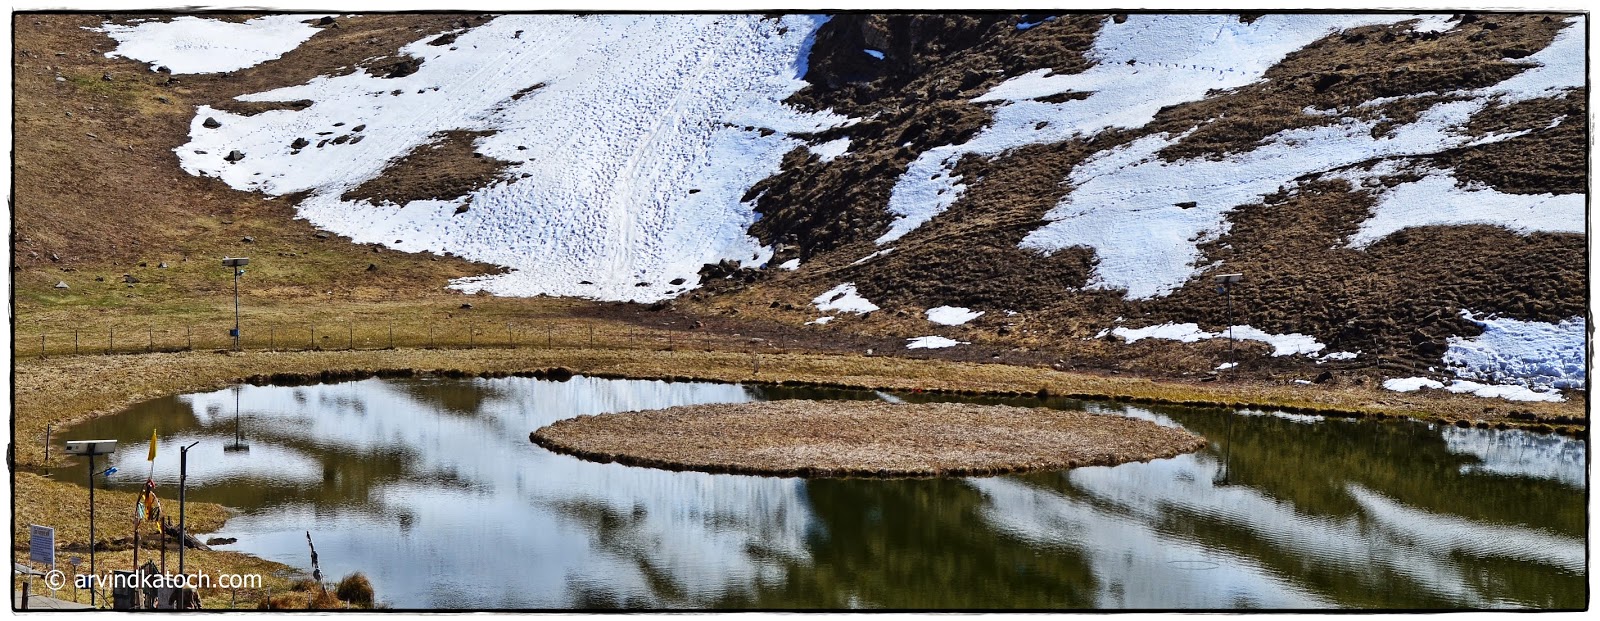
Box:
left=1154, top=407, right=1586, bottom=537
left=986, top=408, right=1586, bottom=608
left=712, top=478, right=1098, bottom=609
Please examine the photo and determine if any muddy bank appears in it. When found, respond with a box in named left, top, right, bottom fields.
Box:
left=530, top=400, right=1207, bottom=478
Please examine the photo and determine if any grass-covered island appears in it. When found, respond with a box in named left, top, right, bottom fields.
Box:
left=531, top=400, right=1208, bottom=478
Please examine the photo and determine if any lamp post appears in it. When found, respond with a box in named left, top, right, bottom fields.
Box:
left=64, top=440, right=117, bottom=607
left=1214, top=273, right=1245, bottom=378
left=222, top=258, right=250, bottom=351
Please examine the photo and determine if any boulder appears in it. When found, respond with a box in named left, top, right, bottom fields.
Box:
left=224, top=150, right=245, bottom=162
left=123, top=274, right=138, bottom=283
left=291, top=137, right=309, bottom=149
left=202, top=117, right=221, bottom=129
left=54, top=281, right=69, bottom=289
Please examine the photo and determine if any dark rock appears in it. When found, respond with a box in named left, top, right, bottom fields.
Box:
left=156, top=96, right=170, bottom=104
left=1314, top=370, right=1334, bottom=384
left=318, top=16, right=336, bottom=25
left=635, top=282, right=650, bottom=287
left=101, top=72, right=112, bottom=81
left=313, top=230, right=331, bottom=239
left=202, top=117, right=221, bottom=129
left=95, top=276, right=104, bottom=282
left=224, top=150, right=245, bottom=162
left=240, top=236, right=255, bottom=243
left=123, top=274, right=138, bottom=283
left=158, top=262, right=168, bottom=268
left=1174, top=201, right=1197, bottom=209
left=366, top=263, right=378, bottom=271
left=578, top=280, right=593, bottom=285
left=291, top=137, right=309, bottom=149
left=138, top=262, right=147, bottom=267
left=669, top=277, right=686, bottom=285
left=332, top=135, right=350, bottom=145
left=49, top=252, right=59, bottom=262
left=205, top=537, right=237, bottom=546
left=460, top=303, right=473, bottom=309
left=428, top=33, right=458, bottom=46
left=352, top=124, right=365, bottom=132
left=454, top=204, right=470, bottom=215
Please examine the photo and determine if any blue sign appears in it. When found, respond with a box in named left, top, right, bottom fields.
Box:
left=29, top=524, right=54, bottom=567
left=230, top=328, right=240, bottom=337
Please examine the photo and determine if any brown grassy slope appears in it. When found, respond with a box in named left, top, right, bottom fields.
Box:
left=691, top=13, right=1586, bottom=378
left=11, top=13, right=499, bottom=306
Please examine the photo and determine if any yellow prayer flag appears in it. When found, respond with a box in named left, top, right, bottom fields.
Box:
left=148, top=428, right=158, bottom=461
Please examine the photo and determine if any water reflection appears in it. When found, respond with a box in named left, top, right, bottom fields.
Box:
left=49, top=377, right=1585, bottom=609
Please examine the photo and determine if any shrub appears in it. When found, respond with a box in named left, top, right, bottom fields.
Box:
left=335, top=572, right=375, bottom=607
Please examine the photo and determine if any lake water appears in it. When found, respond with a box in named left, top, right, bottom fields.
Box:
left=50, top=375, right=1587, bottom=609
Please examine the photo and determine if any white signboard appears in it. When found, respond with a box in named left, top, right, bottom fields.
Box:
left=29, top=524, right=55, bottom=567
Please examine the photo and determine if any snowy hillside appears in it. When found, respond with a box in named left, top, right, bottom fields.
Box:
left=113, top=14, right=844, bottom=302
left=90, top=12, right=1586, bottom=397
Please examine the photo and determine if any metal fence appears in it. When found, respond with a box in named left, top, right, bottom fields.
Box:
left=15, top=320, right=737, bottom=359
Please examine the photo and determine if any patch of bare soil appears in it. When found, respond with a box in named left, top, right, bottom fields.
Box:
left=530, top=400, right=1207, bottom=478
left=340, top=130, right=517, bottom=206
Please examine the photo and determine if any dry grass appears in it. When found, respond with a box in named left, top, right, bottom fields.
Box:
left=532, top=400, right=1208, bottom=477
left=10, top=473, right=300, bottom=609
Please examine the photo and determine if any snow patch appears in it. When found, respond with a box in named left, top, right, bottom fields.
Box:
left=174, top=14, right=847, bottom=303
left=95, top=15, right=328, bottom=74
left=1383, top=377, right=1444, bottom=392
left=1012, top=16, right=1584, bottom=298
left=1444, top=311, right=1586, bottom=389
left=805, top=316, right=834, bottom=325
left=1345, top=164, right=1585, bottom=248
left=849, top=247, right=895, bottom=266
left=925, top=306, right=983, bottom=326
left=808, top=137, right=851, bottom=162
left=1111, top=323, right=1325, bottom=357
left=1382, top=377, right=1564, bottom=402
left=1319, top=351, right=1359, bottom=361
left=879, top=13, right=1439, bottom=246
left=812, top=283, right=878, bottom=314
left=1408, top=15, right=1457, bottom=33
left=777, top=258, right=800, bottom=271
left=907, top=336, right=967, bottom=349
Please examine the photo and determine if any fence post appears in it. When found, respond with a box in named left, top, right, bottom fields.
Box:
left=187, top=325, right=193, bottom=351
left=110, top=328, right=115, bottom=354
left=75, top=329, right=80, bottom=355
left=40, top=334, right=46, bottom=357
left=507, top=323, right=513, bottom=347
left=389, top=323, right=394, bottom=349
left=546, top=325, right=552, bottom=348
left=589, top=325, right=594, bottom=349
left=310, top=325, right=316, bottom=350
left=148, top=327, right=153, bottom=353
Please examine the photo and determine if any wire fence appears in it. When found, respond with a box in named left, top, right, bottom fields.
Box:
left=14, top=319, right=744, bottom=359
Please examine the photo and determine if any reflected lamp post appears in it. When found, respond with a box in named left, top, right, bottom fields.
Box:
left=222, top=258, right=250, bottom=351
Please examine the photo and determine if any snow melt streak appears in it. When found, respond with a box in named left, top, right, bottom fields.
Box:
left=173, top=15, right=844, bottom=302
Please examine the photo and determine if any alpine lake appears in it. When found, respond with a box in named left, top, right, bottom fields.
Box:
left=48, top=375, right=1587, bottom=610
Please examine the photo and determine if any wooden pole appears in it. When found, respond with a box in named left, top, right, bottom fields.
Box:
left=41, top=334, right=46, bottom=357
left=148, top=327, right=153, bottom=353
left=186, top=325, right=192, bottom=351
left=76, top=329, right=80, bottom=354
left=546, top=325, right=552, bottom=348
left=310, top=325, right=315, bottom=350
left=588, top=325, right=594, bottom=348
left=110, top=328, right=115, bottom=354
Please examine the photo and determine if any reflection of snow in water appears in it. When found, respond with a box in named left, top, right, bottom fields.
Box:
left=1440, top=426, right=1586, bottom=488
left=972, top=448, right=1585, bottom=609
left=971, top=458, right=1330, bottom=609
left=202, top=377, right=812, bottom=608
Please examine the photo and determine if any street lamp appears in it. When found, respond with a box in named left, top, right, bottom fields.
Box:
left=64, top=440, right=117, bottom=607
left=1214, top=273, right=1245, bottom=378
left=222, top=258, right=250, bottom=351
left=178, top=441, right=200, bottom=585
